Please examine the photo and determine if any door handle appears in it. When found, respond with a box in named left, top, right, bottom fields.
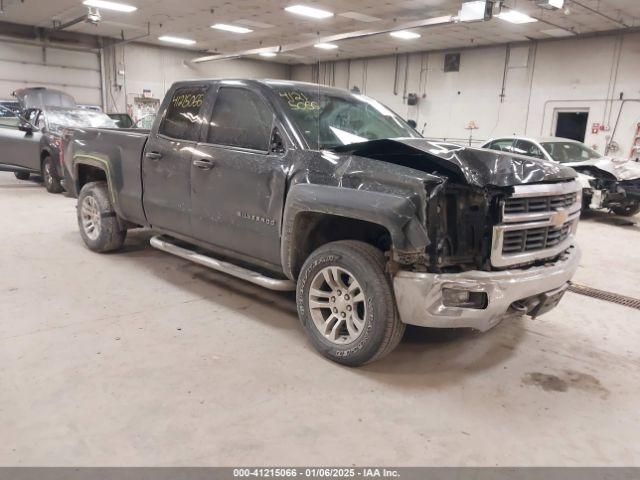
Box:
left=145, top=151, right=163, bottom=160
left=193, top=159, right=215, bottom=170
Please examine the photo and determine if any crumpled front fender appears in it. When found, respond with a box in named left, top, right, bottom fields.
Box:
left=281, top=183, right=429, bottom=278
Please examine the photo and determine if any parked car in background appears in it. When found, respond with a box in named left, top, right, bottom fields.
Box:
left=482, top=136, right=640, bottom=216
left=131, top=113, right=156, bottom=130
left=63, top=79, right=581, bottom=366
left=13, top=87, right=76, bottom=109
left=107, top=113, right=134, bottom=129
left=0, top=104, right=116, bottom=193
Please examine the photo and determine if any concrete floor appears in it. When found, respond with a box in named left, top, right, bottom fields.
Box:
left=1, top=171, right=639, bottom=466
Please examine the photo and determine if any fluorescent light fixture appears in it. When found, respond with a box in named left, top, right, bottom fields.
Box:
left=496, top=10, right=538, bottom=24
left=211, top=23, right=253, bottom=34
left=82, top=0, right=137, bottom=12
left=458, top=0, right=488, bottom=22
left=390, top=30, right=421, bottom=39
left=536, top=0, right=564, bottom=9
left=158, top=36, right=196, bottom=46
left=285, top=5, right=334, bottom=19
left=314, top=43, right=338, bottom=50
left=259, top=52, right=278, bottom=57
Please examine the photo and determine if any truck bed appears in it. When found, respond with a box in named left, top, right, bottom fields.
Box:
left=65, top=127, right=149, bottom=226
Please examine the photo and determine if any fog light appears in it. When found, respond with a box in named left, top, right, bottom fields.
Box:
left=442, top=288, right=488, bottom=309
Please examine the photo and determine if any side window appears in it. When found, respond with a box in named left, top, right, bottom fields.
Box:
left=207, top=87, right=273, bottom=151
left=488, top=139, right=514, bottom=152
left=0, top=105, right=20, bottom=129
left=159, top=86, right=208, bottom=141
left=514, top=139, right=544, bottom=159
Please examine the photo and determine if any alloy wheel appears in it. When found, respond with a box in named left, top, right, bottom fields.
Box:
left=308, top=266, right=367, bottom=345
left=81, top=195, right=102, bottom=241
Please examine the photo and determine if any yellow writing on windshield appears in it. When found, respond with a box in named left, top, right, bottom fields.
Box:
left=279, top=91, right=320, bottom=111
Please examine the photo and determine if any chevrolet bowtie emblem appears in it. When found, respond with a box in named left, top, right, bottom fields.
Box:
left=550, top=209, right=569, bottom=228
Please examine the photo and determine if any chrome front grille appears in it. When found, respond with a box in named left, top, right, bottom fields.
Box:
left=492, top=181, right=581, bottom=268
left=502, top=222, right=573, bottom=255
left=504, top=192, right=578, bottom=214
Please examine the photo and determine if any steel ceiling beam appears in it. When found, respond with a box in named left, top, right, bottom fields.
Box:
left=571, top=0, right=629, bottom=28
left=192, top=15, right=455, bottom=64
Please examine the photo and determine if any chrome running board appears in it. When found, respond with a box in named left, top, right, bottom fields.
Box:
left=150, top=235, right=296, bottom=292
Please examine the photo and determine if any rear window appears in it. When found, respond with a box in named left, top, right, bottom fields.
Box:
left=487, top=139, right=514, bottom=152
left=159, top=86, right=208, bottom=141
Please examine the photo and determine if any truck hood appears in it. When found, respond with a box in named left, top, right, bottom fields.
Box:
left=333, top=138, right=576, bottom=188
left=564, top=157, right=640, bottom=181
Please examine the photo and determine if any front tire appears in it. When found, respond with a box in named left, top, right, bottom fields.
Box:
left=77, top=181, right=126, bottom=252
left=14, top=171, right=30, bottom=181
left=296, top=240, right=405, bottom=366
left=611, top=200, right=640, bottom=217
left=42, top=156, right=63, bottom=194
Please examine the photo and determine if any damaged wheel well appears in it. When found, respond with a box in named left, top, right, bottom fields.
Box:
left=289, top=212, right=391, bottom=278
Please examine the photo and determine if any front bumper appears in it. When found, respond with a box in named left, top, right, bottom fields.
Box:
left=392, top=245, right=581, bottom=332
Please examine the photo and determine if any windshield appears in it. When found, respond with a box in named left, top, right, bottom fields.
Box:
left=271, top=85, right=419, bottom=149
left=541, top=141, right=602, bottom=163
left=46, top=108, right=117, bottom=133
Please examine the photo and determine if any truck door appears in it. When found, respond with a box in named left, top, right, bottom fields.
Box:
left=190, top=85, right=287, bottom=267
left=142, top=85, right=209, bottom=237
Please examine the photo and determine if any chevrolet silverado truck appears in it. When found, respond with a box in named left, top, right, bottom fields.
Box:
left=63, top=79, right=582, bottom=366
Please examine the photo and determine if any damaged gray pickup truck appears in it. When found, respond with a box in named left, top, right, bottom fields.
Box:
left=63, top=79, right=582, bottom=366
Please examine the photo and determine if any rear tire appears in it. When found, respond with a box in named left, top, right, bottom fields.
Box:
left=296, top=240, right=405, bottom=366
left=42, top=156, right=63, bottom=194
left=77, top=181, right=126, bottom=252
left=14, top=172, right=30, bottom=181
left=611, top=200, right=640, bottom=217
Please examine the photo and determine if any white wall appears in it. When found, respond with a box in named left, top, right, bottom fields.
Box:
left=0, top=35, right=289, bottom=118
left=291, top=32, right=640, bottom=159
left=103, top=42, right=290, bottom=115
left=0, top=39, right=102, bottom=105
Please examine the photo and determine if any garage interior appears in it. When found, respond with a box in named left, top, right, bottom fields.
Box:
left=1, top=0, right=640, bottom=468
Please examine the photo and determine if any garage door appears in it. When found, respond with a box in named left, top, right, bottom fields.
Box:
left=0, top=40, right=101, bottom=106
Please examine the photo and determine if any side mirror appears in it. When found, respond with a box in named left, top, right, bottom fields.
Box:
left=407, top=119, right=417, bottom=129
left=19, top=123, right=34, bottom=134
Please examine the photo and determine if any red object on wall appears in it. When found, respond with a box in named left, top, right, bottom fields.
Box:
left=592, top=123, right=600, bottom=134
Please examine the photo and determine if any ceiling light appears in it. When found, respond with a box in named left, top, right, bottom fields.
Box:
left=314, top=43, right=338, bottom=50
left=285, top=5, right=334, bottom=19
left=159, top=36, right=196, bottom=45
left=390, top=30, right=421, bottom=39
left=496, top=10, right=538, bottom=24
left=259, top=52, right=278, bottom=57
left=536, top=0, right=564, bottom=9
left=211, top=23, right=253, bottom=34
left=82, top=0, right=137, bottom=12
left=458, top=0, right=491, bottom=22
